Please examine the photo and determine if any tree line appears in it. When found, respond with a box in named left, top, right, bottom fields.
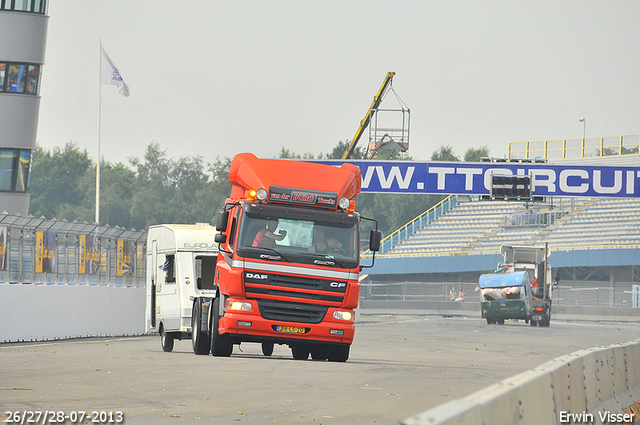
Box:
left=29, top=141, right=489, bottom=236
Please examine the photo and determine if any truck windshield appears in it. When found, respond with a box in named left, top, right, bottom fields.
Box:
left=236, top=205, right=359, bottom=268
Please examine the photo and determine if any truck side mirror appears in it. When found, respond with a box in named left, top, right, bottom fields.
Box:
left=369, top=230, right=381, bottom=252
left=554, top=271, right=560, bottom=287
left=214, top=233, right=227, bottom=244
left=216, top=211, right=229, bottom=232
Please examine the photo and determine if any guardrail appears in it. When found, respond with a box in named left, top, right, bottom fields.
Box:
left=402, top=338, right=640, bottom=425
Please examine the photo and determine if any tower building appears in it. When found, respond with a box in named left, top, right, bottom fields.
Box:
left=0, top=0, right=48, bottom=214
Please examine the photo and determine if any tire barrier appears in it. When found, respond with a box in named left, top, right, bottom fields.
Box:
left=402, top=339, right=640, bottom=425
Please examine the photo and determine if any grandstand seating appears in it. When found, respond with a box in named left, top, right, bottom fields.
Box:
left=386, top=197, right=640, bottom=255
left=388, top=201, right=523, bottom=254
left=544, top=198, right=640, bottom=249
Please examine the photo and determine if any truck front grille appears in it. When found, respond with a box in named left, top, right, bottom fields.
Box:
left=257, top=299, right=328, bottom=324
left=244, top=270, right=348, bottom=306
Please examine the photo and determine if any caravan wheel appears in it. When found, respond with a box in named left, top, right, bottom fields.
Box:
left=160, top=325, right=174, bottom=352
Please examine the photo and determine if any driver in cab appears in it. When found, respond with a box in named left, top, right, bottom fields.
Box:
left=252, top=219, right=287, bottom=248
left=308, top=227, right=342, bottom=254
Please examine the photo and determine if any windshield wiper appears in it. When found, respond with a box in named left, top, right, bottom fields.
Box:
left=249, top=246, right=290, bottom=262
left=297, top=252, right=347, bottom=268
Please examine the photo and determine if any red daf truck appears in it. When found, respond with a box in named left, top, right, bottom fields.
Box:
left=190, top=153, right=380, bottom=362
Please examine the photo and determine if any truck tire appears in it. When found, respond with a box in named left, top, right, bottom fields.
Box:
left=311, top=344, right=329, bottom=361
left=327, top=344, right=350, bottom=362
left=160, top=325, right=174, bottom=352
left=291, top=343, right=310, bottom=360
left=261, top=342, right=274, bottom=356
left=542, top=312, right=551, bottom=327
left=192, top=300, right=211, bottom=355
left=210, top=296, right=233, bottom=357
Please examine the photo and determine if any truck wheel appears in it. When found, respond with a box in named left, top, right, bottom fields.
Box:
left=530, top=320, right=537, bottom=327
left=497, top=319, right=505, bottom=325
left=192, top=300, right=211, bottom=355
left=261, top=342, right=274, bottom=356
left=311, top=344, right=329, bottom=361
left=210, top=296, right=233, bottom=357
left=486, top=318, right=493, bottom=325
left=291, top=344, right=310, bottom=360
left=160, top=325, right=174, bottom=352
left=327, top=344, right=350, bottom=362
left=542, top=312, right=551, bottom=327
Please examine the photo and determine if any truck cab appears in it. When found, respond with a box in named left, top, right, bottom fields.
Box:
left=193, top=153, right=381, bottom=362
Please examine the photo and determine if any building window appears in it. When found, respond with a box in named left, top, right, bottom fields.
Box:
left=0, top=149, right=31, bottom=193
left=0, top=63, right=40, bottom=95
left=0, top=0, right=47, bottom=14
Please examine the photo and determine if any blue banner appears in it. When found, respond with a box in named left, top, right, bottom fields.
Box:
left=319, top=160, right=640, bottom=198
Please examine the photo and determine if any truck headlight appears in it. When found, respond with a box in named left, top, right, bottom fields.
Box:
left=332, top=310, right=353, bottom=321
left=256, top=188, right=268, bottom=201
left=338, top=197, right=351, bottom=210
left=227, top=301, right=252, bottom=311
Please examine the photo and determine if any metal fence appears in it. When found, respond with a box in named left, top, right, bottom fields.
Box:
left=0, top=213, right=146, bottom=286
left=361, top=280, right=640, bottom=309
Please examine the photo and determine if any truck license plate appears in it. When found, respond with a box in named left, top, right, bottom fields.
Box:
left=276, top=326, right=305, bottom=334
left=532, top=315, right=542, bottom=321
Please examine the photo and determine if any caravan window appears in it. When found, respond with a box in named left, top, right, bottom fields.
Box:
left=163, top=255, right=175, bottom=283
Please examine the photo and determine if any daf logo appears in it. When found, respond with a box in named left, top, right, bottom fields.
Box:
left=330, top=282, right=347, bottom=288
left=246, top=273, right=268, bottom=280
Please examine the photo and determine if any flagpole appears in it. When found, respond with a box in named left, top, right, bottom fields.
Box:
left=96, top=38, right=101, bottom=225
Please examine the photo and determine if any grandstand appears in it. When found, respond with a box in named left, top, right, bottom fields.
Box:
left=365, top=195, right=640, bottom=309
left=383, top=196, right=640, bottom=255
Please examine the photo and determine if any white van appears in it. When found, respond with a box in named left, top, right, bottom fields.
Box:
left=145, top=224, right=218, bottom=351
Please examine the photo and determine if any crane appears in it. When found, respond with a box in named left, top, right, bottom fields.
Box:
left=341, top=72, right=395, bottom=159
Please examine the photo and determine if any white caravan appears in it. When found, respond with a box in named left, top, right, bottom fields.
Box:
left=145, top=224, right=218, bottom=351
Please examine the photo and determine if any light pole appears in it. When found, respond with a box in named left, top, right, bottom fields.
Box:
left=579, top=117, right=586, bottom=140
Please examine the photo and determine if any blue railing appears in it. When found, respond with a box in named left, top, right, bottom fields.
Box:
left=380, top=195, right=457, bottom=254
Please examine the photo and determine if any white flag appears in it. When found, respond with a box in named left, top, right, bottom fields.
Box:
left=100, top=45, right=130, bottom=97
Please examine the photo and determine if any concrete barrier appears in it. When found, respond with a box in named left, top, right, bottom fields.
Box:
left=0, top=284, right=145, bottom=342
left=402, top=339, right=640, bottom=425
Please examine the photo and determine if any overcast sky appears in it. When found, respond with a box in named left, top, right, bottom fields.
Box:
left=36, top=0, right=640, bottom=166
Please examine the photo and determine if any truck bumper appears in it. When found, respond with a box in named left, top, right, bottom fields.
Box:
left=219, top=310, right=355, bottom=345
left=481, top=300, right=529, bottom=320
